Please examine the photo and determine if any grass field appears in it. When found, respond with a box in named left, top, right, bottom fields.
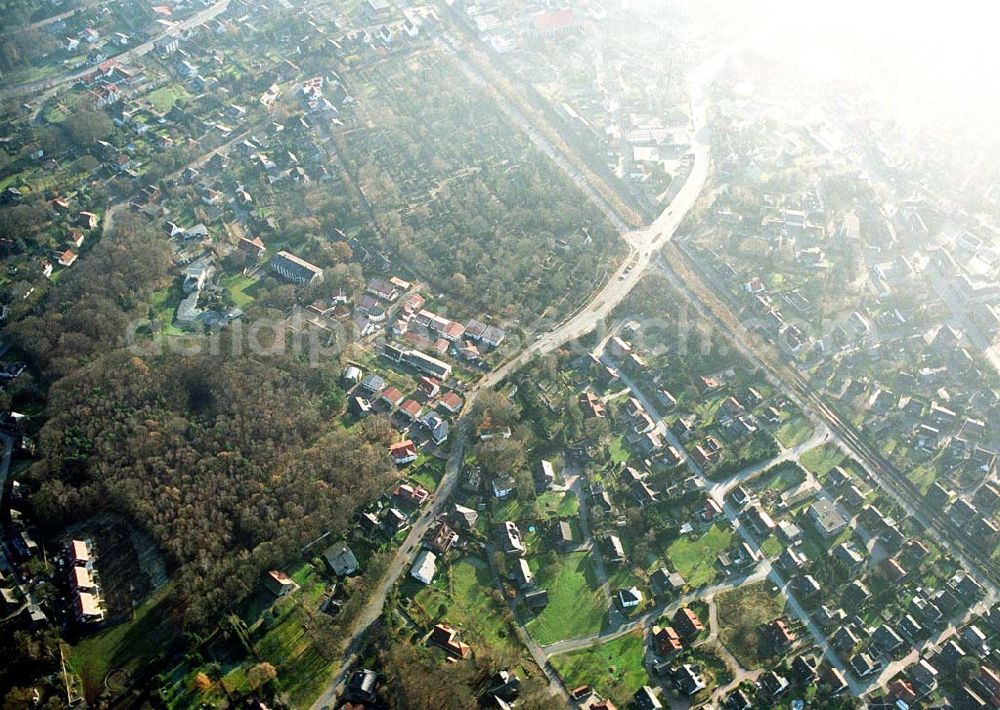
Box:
left=534, top=489, right=579, bottom=518
left=218, top=273, right=261, bottom=309
left=760, top=536, right=783, bottom=558
left=413, top=557, right=525, bottom=658
left=799, top=443, right=845, bottom=478
left=716, top=581, right=786, bottom=669
left=609, top=436, right=631, bottom=464
left=665, top=522, right=732, bottom=588
left=549, top=631, right=647, bottom=705
left=494, top=489, right=579, bottom=523
left=525, top=551, right=606, bottom=645
left=775, top=416, right=814, bottom=448
left=147, top=85, right=192, bottom=112
left=68, top=585, right=177, bottom=700
left=245, top=562, right=337, bottom=705
left=409, top=458, right=445, bottom=492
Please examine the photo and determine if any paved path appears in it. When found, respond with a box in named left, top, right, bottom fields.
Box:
left=599, top=353, right=865, bottom=696
left=309, top=40, right=733, bottom=710
left=1, top=0, right=231, bottom=101
left=540, top=567, right=767, bottom=657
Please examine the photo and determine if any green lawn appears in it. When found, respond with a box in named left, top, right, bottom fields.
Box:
left=68, top=585, right=178, bottom=699
left=218, top=273, right=260, bottom=309
left=755, top=463, right=806, bottom=494
left=246, top=564, right=338, bottom=706
left=147, top=84, right=192, bottom=112
left=716, top=582, right=786, bottom=669
left=409, top=458, right=445, bottom=492
left=525, top=551, right=606, bottom=645
left=609, top=436, right=630, bottom=464
left=799, top=443, right=845, bottom=478
left=549, top=631, right=647, bottom=706
left=760, top=536, right=783, bottom=558
left=534, top=489, right=579, bottom=518
left=413, top=557, right=524, bottom=657
left=665, top=522, right=732, bottom=588
left=774, top=416, right=813, bottom=448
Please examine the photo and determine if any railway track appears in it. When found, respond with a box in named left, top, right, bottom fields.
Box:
left=661, top=241, right=1000, bottom=593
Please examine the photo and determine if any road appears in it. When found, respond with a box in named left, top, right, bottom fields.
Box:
left=598, top=351, right=864, bottom=696
left=0, top=0, right=231, bottom=101
left=0, top=432, right=14, bottom=517
left=309, top=44, right=729, bottom=709
left=478, top=59, right=718, bottom=392
left=0, top=0, right=122, bottom=38
left=309, top=417, right=473, bottom=710
left=656, top=247, right=1000, bottom=601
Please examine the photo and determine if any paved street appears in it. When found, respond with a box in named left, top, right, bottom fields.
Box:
left=0, top=0, right=232, bottom=101
left=310, top=44, right=726, bottom=709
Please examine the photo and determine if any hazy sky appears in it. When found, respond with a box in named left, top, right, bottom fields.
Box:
left=650, top=0, right=1000, bottom=130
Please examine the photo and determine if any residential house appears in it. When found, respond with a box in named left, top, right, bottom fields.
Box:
left=651, top=568, right=685, bottom=596
left=618, top=586, right=643, bottom=609
left=264, top=570, right=297, bottom=597
left=492, top=475, right=516, bottom=499
left=759, top=671, right=790, bottom=698
left=605, top=534, right=625, bottom=563
left=428, top=520, right=458, bottom=554
left=437, top=391, right=463, bottom=414
left=833, top=541, right=865, bottom=571
left=552, top=521, right=574, bottom=549
left=769, top=619, right=796, bottom=649
left=850, top=652, right=881, bottom=678
left=670, top=665, right=705, bottom=697
left=673, top=607, right=704, bottom=638
left=449, top=503, right=478, bottom=530
left=270, top=250, right=324, bottom=285
left=322, top=541, right=359, bottom=576
left=651, top=625, right=683, bottom=656
left=525, top=589, right=548, bottom=610
left=410, top=549, right=437, bottom=584
left=429, top=622, right=471, bottom=659
left=514, top=558, right=534, bottom=589
left=633, top=685, right=664, bottom=709
left=389, top=440, right=418, bottom=466
left=808, top=499, right=848, bottom=538
left=873, top=624, right=904, bottom=655
left=237, top=236, right=266, bottom=260
left=420, top=411, right=450, bottom=444
left=75, top=592, right=105, bottom=623
left=498, top=521, right=525, bottom=555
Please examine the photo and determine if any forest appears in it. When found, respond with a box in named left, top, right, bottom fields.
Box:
left=9, top=214, right=395, bottom=627
left=335, top=51, right=624, bottom=322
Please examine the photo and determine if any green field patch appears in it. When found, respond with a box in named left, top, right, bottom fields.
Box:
left=665, top=522, right=732, bottom=588
left=799, top=443, right=845, bottom=478
left=549, top=631, right=647, bottom=706
left=608, top=436, right=630, bottom=464
left=533, top=489, right=579, bottom=518
left=716, top=581, right=786, bottom=669
left=147, top=85, right=192, bottom=112
left=68, top=585, right=177, bottom=700
left=525, top=551, right=606, bottom=645
left=411, top=557, right=523, bottom=657
left=218, top=273, right=261, bottom=308
left=409, top=458, right=445, bottom=492
left=774, top=416, right=813, bottom=448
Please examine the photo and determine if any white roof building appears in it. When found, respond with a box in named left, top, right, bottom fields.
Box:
left=410, top=549, right=437, bottom=585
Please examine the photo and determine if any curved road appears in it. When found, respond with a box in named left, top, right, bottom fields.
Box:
left=308, top=45, right=731, bottom=709
left=0, top=0, right=231, bottom=101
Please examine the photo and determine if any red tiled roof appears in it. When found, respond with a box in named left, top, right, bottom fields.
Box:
left=533, top=8, right=575, bottom=33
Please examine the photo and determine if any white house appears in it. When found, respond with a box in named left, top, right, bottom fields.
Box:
left=410, top=549, right=437, bottom=585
